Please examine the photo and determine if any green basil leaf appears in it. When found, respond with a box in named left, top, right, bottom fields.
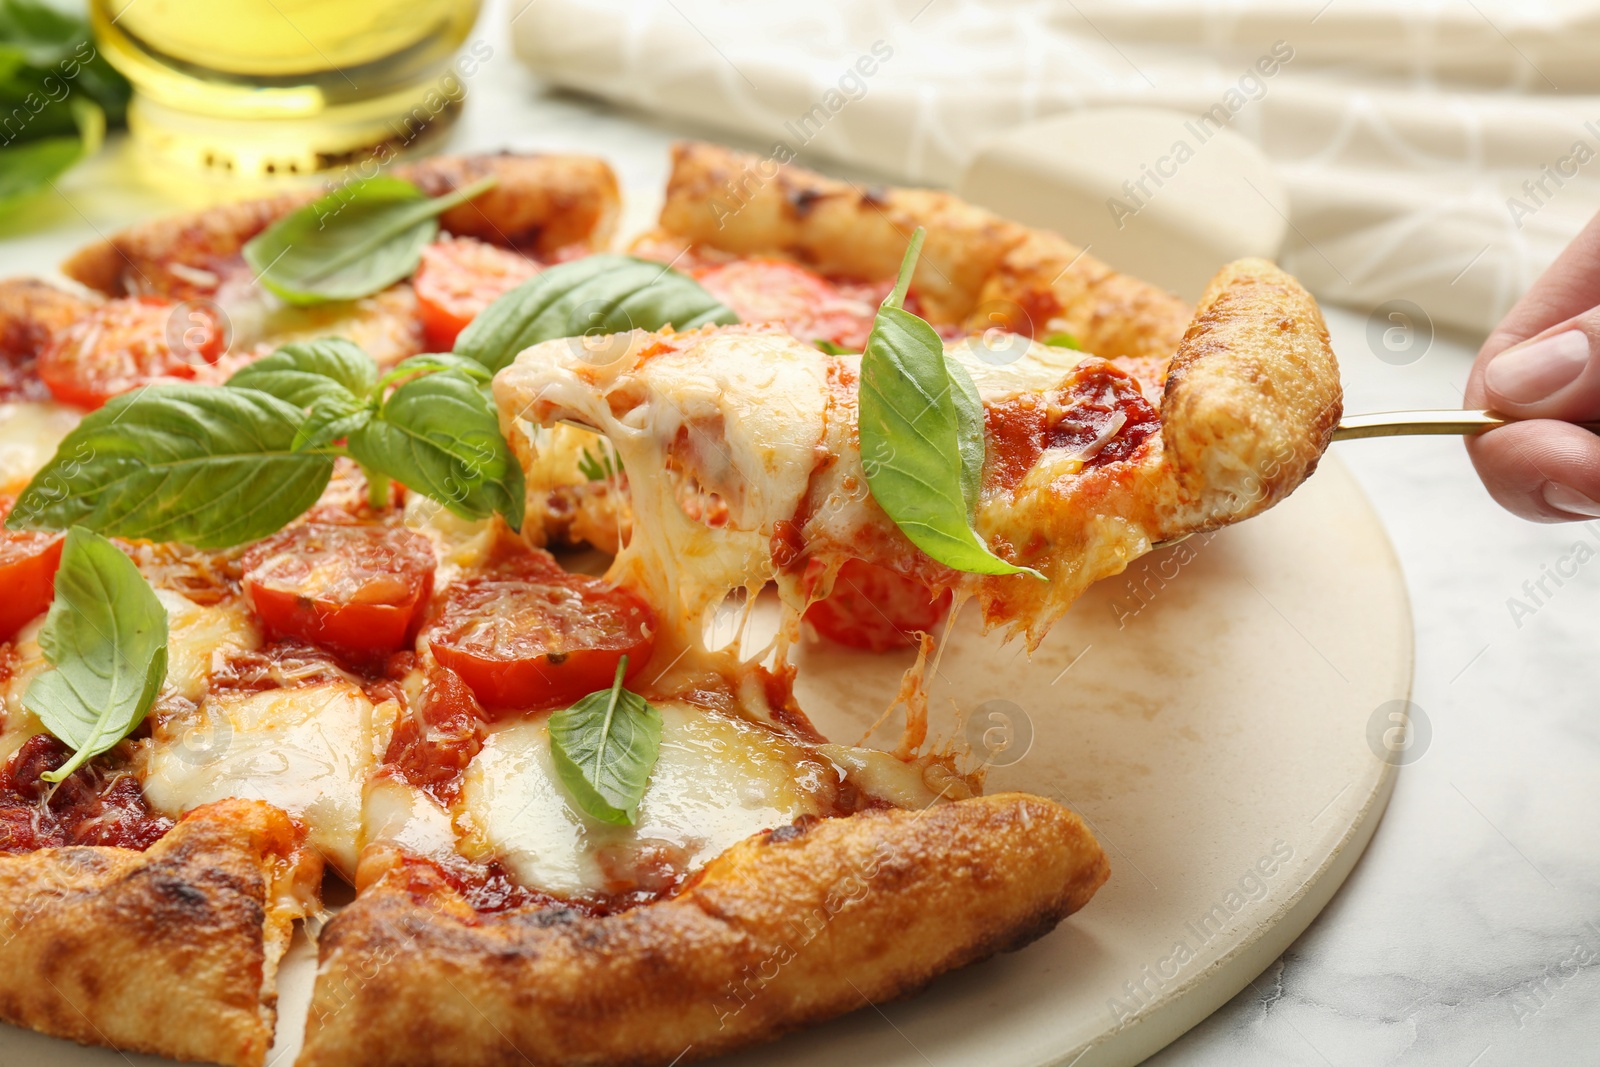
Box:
left=376, top=351, right=492, bottom=392
left=0, top=0, right=84, bottom=66
left=6, top=384, right=336, bottom=548
left=859, top=230, right=1043, bottom=580
left=1042, top=331, right=1082, bottom=351
left=576, top=441, right=618, bottom=482
left=547, top=657, right=661, bottom=826
left=23, top=527, right=168, bottom=783
left=454, top=254, right=739, bottom=374
left=243, top=175, right=495, bottom=306
left=226, top=338, right=377, bottom=408
left=813, top=339, right=857, bottom=356
left=948, top=354, right=985, bottom=513
left=293, top=391, right=373, bottom=452
left=0, top=96, right=101, bottom=211
left=348, top=370, right=524, bottom=529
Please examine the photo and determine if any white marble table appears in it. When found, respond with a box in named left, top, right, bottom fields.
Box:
left=4, top=6, right=1599, bottom=1063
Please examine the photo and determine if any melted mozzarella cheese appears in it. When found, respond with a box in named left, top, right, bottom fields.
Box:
left=495, top=327, right=828, bottom=648
left=362, top=772, right=458, bottom=861
left=944, top=335, right=1094, bottom=401
left=401, top=493, right=497, bottom=591
left=156, top=590, right=262, bottom=702
left=143, top=682, right=397, bottom=878
left=0, top=401, right=82, bottom=494
left=456, top=701, right=837, bottom=897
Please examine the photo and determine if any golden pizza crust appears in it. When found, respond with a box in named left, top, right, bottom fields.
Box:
left=0, top=799, right=319, bottom=1067
left=297, top=793, right=1107, bottom=1067
left=60, top=153, right=620, bottom=299
left=1159, top=258, right=1343, bottom=533
left=652, top=140, right=1192, bottom=363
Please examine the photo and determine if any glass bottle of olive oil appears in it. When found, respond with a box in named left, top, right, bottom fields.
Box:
left=90, top=0, right=483, bottom=177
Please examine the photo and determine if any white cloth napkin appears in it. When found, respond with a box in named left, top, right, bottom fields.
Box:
left=511, top=0, right=1600, bottom=336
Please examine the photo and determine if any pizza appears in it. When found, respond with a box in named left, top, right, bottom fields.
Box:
left=0, top=141, right=1339, bottom=1067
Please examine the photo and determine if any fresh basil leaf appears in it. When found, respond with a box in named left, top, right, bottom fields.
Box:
left=0, top=96, right=101, bottom=211
left=1042, top=331, right=1082, bottom=350
left=548, top=657, right=661, bottom=826
left=243, top=175, right=496, bottom=306
left=0, top=0, right=83, bottom=67
left=293, top=391, right=373, bottom=452
left=376, top=351, right=492, bottom=391
left=858, top=229, right=1043, bottom=580
left=24, top=527, right=168, bottom=783
left=576, top=441, right=617, bottom=482
left=7, top=384, right=336, bottom=548
left=949, top=353, right=985, bottom=513
left=813, top=339, right=856, bottom=356
left=454, top=254, right=738, bottom=374
left=348, top=370, right=524, bottom=529
left=226, top=338, right=377, bottom=407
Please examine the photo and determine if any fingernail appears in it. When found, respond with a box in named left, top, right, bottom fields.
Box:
left=1485, top=330, right=1591, bottom=404
left=1542, top=482, right=1600, bottom=518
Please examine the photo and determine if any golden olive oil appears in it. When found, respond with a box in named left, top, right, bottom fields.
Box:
left=90, top=0, right=483, bottom=176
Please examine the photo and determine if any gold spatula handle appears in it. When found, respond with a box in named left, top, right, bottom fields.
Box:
left=1333, top=409, right=1600, bottom=440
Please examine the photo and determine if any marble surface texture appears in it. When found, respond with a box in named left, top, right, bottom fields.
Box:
left=3, top=5, right=1598, bottom=1063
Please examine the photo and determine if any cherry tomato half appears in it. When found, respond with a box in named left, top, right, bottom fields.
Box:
left=804, top=558, right=953, bottom=653
left=424, top=552, right=656, bottom=713
left=693, top=258, right=884, bottom=351
left=413, top=237, right=541, bottom=350
left=0, top=497, right=62, bottom=643
left=242, top=523, right=437, bottom=664
left=37, top=296, right=224, bottom=410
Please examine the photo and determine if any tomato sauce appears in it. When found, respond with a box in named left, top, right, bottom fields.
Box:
left=0, top=735, right=173, bottom=853
left=985, top=358, right=1161, bottom=492
left=383, top=665, right=487, bottom=806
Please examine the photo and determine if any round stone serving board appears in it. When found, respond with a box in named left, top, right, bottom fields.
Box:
left=8, top=452, right=1412, bottom=1067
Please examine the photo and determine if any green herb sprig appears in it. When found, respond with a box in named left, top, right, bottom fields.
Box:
left=453, top=254, right=737, bottom=374
left=243, top=175, right=497, bottom=305
left=0, top=0, right=130, bottom=213
left=7, top=337, right=523, bottom=547
left=547, top=656, right=661, bottom=826
left=23, top=527, right=167, bottom=782
left=857, top=228, right=1044, bottom=579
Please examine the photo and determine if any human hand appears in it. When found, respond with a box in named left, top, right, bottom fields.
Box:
left=1465, top=211, right=1600, bottom=521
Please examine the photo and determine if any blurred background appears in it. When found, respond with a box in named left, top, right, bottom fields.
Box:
left=5, top=0, right=1600, bottom=1063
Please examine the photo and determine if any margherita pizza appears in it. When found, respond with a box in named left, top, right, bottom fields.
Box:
left=0, top=141, right=1339, bottom=1067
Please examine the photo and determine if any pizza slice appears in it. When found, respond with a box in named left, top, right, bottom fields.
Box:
left=514, top=143, right=1339, bottom=649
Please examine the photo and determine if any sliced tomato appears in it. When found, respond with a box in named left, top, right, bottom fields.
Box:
left=37, top=296, right=224, bottom=410
left=693, top=258, right=885, bottom=351
left=424, top=552, right=656, bottom=713
left=413, top=237, right=542, bottom=349
left=0, top=497, right=62, bottom=643
left=241, top=523, right=437, bottom=664
left=804, top=558, right=953, bottom=653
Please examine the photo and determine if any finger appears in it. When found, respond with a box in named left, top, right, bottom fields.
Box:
left=1481, top=208, right=1600, bottom=361
left=1463, top=308, right=1600, bottom=421
left=1466, top=420, right=1600, bottom=522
